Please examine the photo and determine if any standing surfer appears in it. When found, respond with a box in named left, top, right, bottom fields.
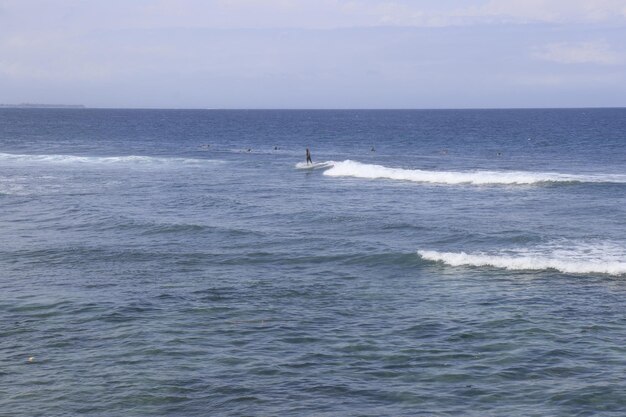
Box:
left=306, top=148, right=312, bottom=165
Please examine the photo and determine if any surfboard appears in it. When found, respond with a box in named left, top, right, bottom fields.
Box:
left=295, top=161, right=333, bottom=170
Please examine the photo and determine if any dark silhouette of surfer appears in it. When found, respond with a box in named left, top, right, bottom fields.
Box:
left=306, top=148, right=312, bottom=165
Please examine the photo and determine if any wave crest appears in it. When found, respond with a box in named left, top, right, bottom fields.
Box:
left=418, top=243, right=626, bottom=276
left=321, top=160, right=626, bottom=185
left=0, top=152, right=221, bottom=166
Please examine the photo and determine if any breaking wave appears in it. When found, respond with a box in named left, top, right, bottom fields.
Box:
left=319, top=160, right=626, bottom=185
left=0, top=152, right=221, bottom=166
left=418, top=241, right=626, bottom=276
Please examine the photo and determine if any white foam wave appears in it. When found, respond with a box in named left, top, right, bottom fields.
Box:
left=0, top=152, right=221, bottom=166
left=418, top=242, right=626, bottom=276
left=322, top=160, right=626, bottom=185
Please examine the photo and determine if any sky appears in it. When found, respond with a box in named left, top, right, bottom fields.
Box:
left=1, top=0, right=626, bottom=109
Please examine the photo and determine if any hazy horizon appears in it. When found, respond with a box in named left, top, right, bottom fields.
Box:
left=2, top=104, right=626, bottom=110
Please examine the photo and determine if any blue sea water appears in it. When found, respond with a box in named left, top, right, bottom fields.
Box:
left=1, top=108, right=625, bottom=416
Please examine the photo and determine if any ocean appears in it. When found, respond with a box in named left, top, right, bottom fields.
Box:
left=1, top=108, right=625, bottom=416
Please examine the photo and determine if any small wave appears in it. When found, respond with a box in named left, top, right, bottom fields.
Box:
left=322, top=160, right=626, bottom=185
left=0, top=152, right=221, bottom=166
left=418, top=242, right=626, bottom=276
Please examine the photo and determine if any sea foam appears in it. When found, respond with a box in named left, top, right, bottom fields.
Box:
left=320, top=160, right=626, bottom=185
left=418, top=242, right=626, bottom=276
left=0, top=152, right=220, bottom=166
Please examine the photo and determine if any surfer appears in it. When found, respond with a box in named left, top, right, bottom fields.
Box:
left=306, top=148, right=312, bottom=165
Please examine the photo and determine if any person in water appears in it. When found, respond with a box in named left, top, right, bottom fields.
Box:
left=306, top=148, right=312, bottom=165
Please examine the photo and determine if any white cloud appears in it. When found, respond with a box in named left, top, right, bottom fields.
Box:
left=1, top=0, right=626, bottom=33
left=533, top=41, right=622, bottom=64
left=467, top=0, right=626, bottom=24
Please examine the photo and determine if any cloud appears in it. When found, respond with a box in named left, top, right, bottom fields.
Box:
left=1, top=0, right=625, bottom=33
left=533, top=41, right=622, bottom=65
left=465, top=0, right=626, bottom=24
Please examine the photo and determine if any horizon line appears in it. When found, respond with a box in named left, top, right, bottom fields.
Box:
left=3, top=106, right=626, bottom=111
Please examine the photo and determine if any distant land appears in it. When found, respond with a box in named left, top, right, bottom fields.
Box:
left=0, top=103, right=85, bottom=109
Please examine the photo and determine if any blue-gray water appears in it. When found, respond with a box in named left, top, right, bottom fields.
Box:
left=1, top=109, right=625, bottom=416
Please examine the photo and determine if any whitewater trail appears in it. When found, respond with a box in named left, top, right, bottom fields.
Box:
left=418, top=241, right=626, bottom=276
left=0, top=152, right=222, bottom=166
left=300, top=160, right=626, bottom=185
